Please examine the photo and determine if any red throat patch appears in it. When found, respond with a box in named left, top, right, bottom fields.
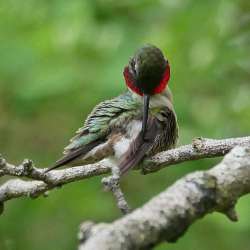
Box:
left=123, top=67, right=143, bottom=96
left=123, top=64, right=170, bottom=96
left=153, top=64, right=170, bottom=94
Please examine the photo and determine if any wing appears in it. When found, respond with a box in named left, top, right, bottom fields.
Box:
left=118, top=117, right=159, bottom=175
left=119, top=107, right=178, bottom=175
left=48, top=91, right=140, bottom=171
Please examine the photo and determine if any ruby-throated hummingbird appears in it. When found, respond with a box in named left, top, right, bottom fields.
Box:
left=47, top=45, right=178, bottom=175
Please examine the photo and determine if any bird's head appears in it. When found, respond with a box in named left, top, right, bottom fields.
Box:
left=123, top=44, right=170, bottom=96
left=123, top=45, right=170, bottom=139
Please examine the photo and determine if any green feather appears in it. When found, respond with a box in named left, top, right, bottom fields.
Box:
left=64, top=91, right=140, bottom=154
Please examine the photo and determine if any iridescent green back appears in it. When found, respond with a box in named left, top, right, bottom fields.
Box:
left=64, top=91, right=141, bottom=154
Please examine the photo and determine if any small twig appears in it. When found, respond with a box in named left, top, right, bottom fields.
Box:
left=0, top=160, right=111, bottom=204
left=102, top=165, right=131, bottom=214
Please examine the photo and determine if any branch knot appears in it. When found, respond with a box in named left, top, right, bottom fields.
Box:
left=22, top=159, right=34, bottom=174
left=0, top=155, right=7, bottom=169
left=192, top=137, right=206, bottom=152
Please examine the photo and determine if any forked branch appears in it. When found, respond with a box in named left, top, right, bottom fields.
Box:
left=0, top=136, right=249, bottom=215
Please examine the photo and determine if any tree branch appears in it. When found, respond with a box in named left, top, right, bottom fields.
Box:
left=142, top=136, right=250, bottom=173
left=0, top=136, right=249, bottom=215
left=0, top=159, right=110, bottom=209
left=102, top=165, right=131, bottom=214
left=78, top=146, right=250, bottom=250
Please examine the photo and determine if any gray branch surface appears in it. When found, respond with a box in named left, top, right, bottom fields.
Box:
left=142, top=136, right=250, bottom=173
left=102, top=165, right=131, bottom=214
left=0, top=136, right=249, bottom=215
left=78, top=146, right=250, bottom=250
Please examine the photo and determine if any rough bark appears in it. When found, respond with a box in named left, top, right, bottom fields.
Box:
left=78, top=146, right=250, bottom=250
left=142, top=136, right=250, bottom=173
left=0, top=136, right=249, bottom=215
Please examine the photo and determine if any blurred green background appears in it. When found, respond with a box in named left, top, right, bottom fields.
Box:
left=0, top=0, right=250, bottom=249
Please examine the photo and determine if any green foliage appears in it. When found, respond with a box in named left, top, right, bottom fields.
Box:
left=0, top=0, right=249, bottom=249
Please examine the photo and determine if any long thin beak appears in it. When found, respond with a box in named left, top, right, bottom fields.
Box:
left=142, top=94, right=150, bottom=140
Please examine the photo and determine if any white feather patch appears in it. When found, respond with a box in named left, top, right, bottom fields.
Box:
left=113, top=137, right=131, bottom=158
left=81, top=141, right=109, bottom=160
left=113, top=120, right=141, bottom=158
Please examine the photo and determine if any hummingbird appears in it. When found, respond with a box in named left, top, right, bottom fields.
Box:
left=47, top=45, right=178, bottom=175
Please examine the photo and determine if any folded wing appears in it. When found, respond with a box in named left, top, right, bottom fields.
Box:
left=47, top=92, right=139, bottom=171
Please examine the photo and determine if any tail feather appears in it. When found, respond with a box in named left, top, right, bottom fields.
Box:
left=119, top=142, right=150, bottom=175
left=119, top=117, right=159, bottom=175
left=45, top=139, right=102, bottom=172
